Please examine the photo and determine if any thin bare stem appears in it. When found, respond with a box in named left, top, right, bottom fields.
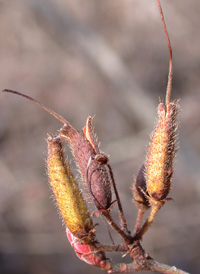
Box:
left=133, top=201, right=164, bottom=240
left=103, top=211, right=133, bottom=245
left=133, top=208, right=146, bottom=234
left=95, top=243, right=128, bottom=253
left=107, top=164, right=129, bottom=234
left=2, top=89, right=67, bottom=124
left=157, top=0, right=173, bottom=107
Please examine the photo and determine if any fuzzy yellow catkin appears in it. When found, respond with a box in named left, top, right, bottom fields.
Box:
left=145, top=102, right=179, bottom=202
left=47, top=135, right=94, bottom=240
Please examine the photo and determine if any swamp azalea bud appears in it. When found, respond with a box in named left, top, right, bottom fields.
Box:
left=133, top=165, right=149, bottom=209
left=59, top=117, right=112, bottom=211
left=66, top=229, right=111, bottom=270
left=145, top=102, right=179, bottom=202
left=47, top=135, right=94, bottom=240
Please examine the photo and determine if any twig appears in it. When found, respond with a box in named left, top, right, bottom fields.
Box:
left=108, top=241, right=190, bottom=274
left=108, top=259, right=190, bottom=274
left=133, top=207, right=147, bottom=234
left=148, top=259, right=190, bottom=274
left=95, top=243, right=128, bottom=253
left=107, top=164, right=129, bottom=234
left=102, top=212, right=133, bottom=245
left=133, top=201, right=164, bottom=240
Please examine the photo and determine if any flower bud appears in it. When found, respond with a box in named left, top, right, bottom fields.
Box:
left=47, top=135, right=94, bottom=240
left=59, top=118, right=112, bottom=211
left=66, top=228, right=111, bottom=270
left=145, top=102, right=179, bottom=201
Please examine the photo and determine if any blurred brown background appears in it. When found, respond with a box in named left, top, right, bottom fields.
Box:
left=0, top=0, right=199, bottom=273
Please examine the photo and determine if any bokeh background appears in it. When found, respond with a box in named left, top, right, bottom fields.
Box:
left=0, top=0, right=199, bottom=273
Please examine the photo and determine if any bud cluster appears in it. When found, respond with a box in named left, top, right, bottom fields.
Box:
left=3, top=2, right=182, bottom=270
left=132, top=101, right=179, bottom=240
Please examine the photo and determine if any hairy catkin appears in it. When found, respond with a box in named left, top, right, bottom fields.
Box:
left=47, top=135, right=94, bottom=240
left=145, top=102, right=179, bottom=201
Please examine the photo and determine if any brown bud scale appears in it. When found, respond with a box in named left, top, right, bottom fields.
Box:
left=133, top=164, right=149, bottom=208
